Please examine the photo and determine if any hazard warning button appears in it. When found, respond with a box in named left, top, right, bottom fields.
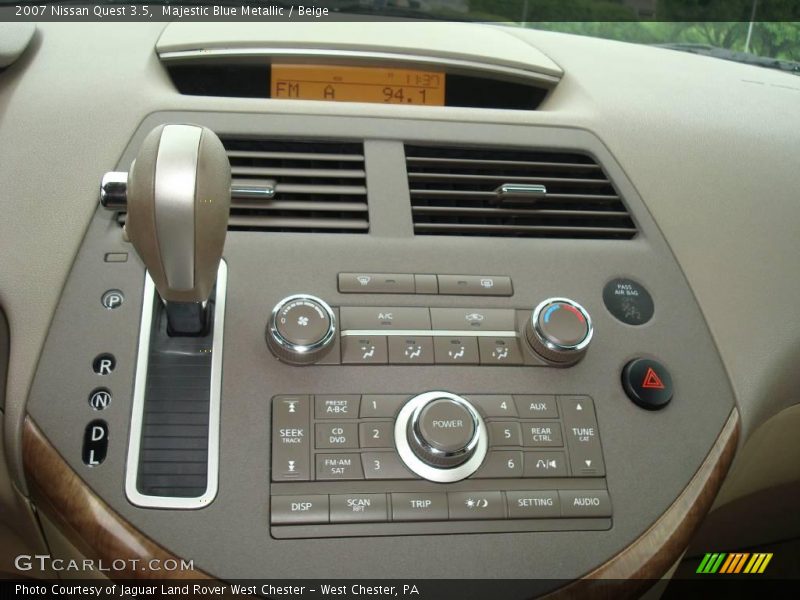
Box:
left=622, top=358, right=673, bottom=410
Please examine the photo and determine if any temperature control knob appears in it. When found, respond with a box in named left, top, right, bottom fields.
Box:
left=395, top=391, right=488, bottom=483
left=526, top=298, right=593, bottom=365
left=267, top=295, right=336, bottom=365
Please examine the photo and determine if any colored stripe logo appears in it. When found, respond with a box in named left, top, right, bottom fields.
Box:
left=696, top=552, right=773, bottom=574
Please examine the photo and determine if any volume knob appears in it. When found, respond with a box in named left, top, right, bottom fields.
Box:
left=526, top=298, right=592, bottom=366
left=267, top=295, right=336, bottom=365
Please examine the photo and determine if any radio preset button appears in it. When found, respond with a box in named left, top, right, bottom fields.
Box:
left=361, top=451, right=417, bottom=479
left=473, top=451, right=523, bottom=478
left=487, top=422, right=523, bottom=447
left=466, top=395, right=518, bottom=418
left=360, top=395, right=409, bottom=418
left=359, top=421, right=394, bottom=448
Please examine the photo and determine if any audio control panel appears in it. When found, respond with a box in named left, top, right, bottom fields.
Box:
left=270, top=393, right=610, bottom=538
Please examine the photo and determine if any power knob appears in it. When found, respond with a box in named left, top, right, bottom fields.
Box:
left=267, top=295, right=336, bottom=365
left=395, top=391, right=488, bottom=483
left=526, top=298, right=593, bottom=366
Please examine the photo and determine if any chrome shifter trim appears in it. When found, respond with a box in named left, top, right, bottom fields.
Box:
left=125, top=260, right=227, bottom=509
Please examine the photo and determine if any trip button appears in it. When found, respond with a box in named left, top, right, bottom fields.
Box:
left=507, top=491, right=560, bottom=519
left=523, top=451, right=568, bottom=477
left=433, top=337, right=479, bottom=365
left=341, top=336, right=388, bottom=364
left=559, top=490, right=612, bottom=518
left=448, top=491, right=504, bottom=520
left=522, top=422, right=564, bottom=447
left=316, top=454, right=364, bottom=480
left=271, top=495, right=329, bottom=525
left=330, top=494, right=388, bottom=523
left=391, top=493, right=448, bottom=521
left=315, top=423, right=358, bottom=449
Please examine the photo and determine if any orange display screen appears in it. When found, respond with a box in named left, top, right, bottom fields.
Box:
left=270, top=64, right=445, bottom=106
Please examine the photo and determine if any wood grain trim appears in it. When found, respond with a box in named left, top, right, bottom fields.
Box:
left=22, top=416, right=211, bottom=580
left=547, top=407, right=740, bottom=599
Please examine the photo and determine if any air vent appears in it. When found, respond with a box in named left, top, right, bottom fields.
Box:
left=406, top=145, right=636, bottom=239
left=224, top=138, right=368, bottom=233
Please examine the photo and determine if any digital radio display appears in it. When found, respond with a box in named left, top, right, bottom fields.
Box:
left=270, top=64, right=445, bottom=106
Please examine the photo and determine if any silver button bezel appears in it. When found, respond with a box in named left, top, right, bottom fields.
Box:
left=267, top=294, right=337, bottom=364
left=395, top=391, right=488, bottom=483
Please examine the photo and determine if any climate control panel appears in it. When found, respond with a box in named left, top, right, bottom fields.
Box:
left=270, top=393, right=610, bottom=538
left=265, top=295, right=593, bottom=367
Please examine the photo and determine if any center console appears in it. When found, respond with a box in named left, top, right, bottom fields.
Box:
left=22, top=110, right=737, bottom=586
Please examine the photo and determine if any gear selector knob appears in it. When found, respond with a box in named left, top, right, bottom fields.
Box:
left=126, top=124, right=231, bottom=304
left=101, top=124, right=231, bottom=335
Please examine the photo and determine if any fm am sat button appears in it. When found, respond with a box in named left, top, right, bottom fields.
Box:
left=622, top=358, right=673, bottom=410
left=82, top=420, right=108, bottom=466
left=316, top=454, right=364, bottom=480
left=271, top=495, right=329, bottom=525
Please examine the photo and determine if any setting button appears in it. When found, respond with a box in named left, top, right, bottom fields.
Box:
left=559, top=490, right=612, bottom=518
left=315, top=423, right=358, bottom=449
left=271, top=495, right=329, bottom=525
left=316, top=454, right=364, bottom=480
left=330, top=494, right=388, bottom=523
left=448, top=491, right=504, bottom=520
left=391, top=493, right=448, bottom=521
left=507, top=491, right=560, bottom=519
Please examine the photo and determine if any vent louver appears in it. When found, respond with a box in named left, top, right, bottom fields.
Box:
left=406, top=145, right=636, bottom=239
left=116, top=138, right=369, bottom=233
left=225, top=138, right=368, bottom=233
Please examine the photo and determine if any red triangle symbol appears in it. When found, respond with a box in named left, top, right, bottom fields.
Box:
left=641, top=367, right=665, bottom=390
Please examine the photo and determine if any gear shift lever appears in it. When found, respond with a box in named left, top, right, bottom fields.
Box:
left=101, top=124, right=231, bottom=335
